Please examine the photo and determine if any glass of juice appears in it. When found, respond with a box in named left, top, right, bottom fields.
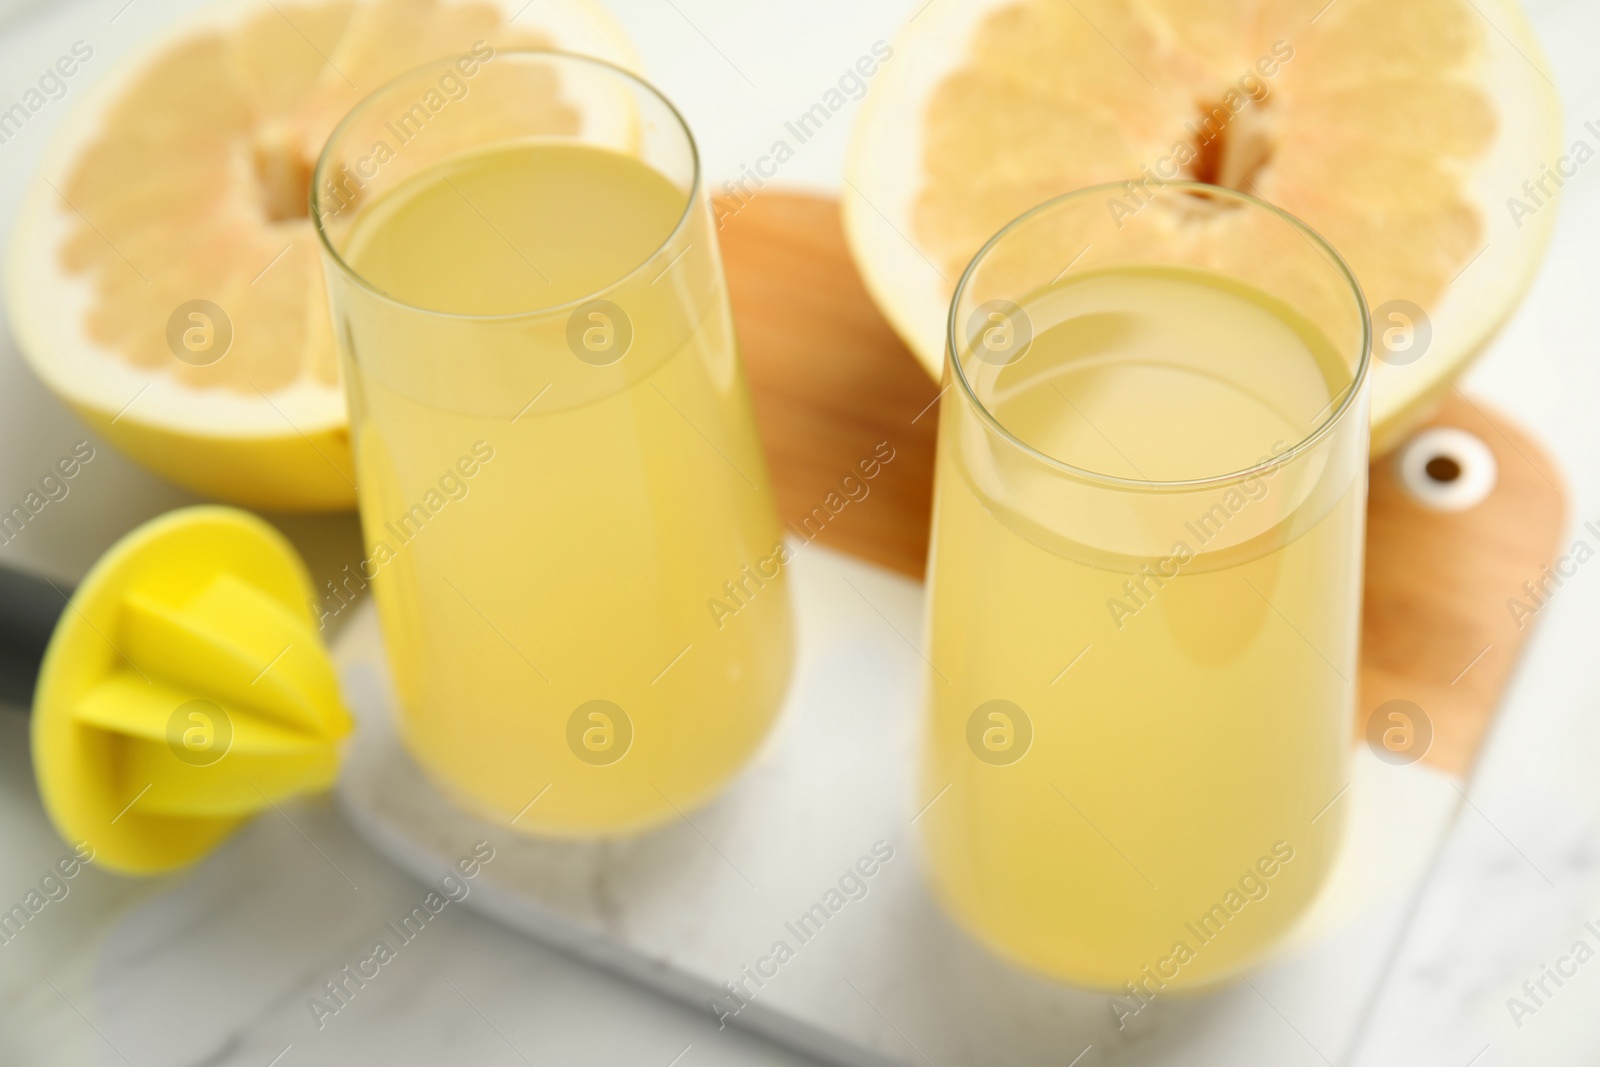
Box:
left=921, top=182, right=1371, bottom=991
left=311, top=51, right=793, bottom=836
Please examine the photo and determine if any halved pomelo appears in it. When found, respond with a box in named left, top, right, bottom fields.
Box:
left=843, top=0, right=1562, bottom=453
left=7, top=0, right=637, bottom=510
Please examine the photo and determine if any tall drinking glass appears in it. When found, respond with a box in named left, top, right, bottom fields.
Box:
left=921, top=182, right=1371, bottom=990
left=313, top=51, right=793, bottom=835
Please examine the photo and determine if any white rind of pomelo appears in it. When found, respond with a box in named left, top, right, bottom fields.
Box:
left=842, top=0, right=1563, bottom=456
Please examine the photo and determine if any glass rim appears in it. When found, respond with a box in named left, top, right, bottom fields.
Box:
left=310, top=48, right=702, bottom=323
left=944, top=180, right=1373, bottom=494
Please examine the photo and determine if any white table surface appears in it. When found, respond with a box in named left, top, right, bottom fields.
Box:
left=1, top=0, right=1598, bottom=1064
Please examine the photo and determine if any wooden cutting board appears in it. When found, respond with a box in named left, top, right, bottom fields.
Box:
left=720, top=192, right=1567, bottom=779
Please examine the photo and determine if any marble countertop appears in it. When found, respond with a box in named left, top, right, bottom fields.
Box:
left=2, top=0, right=1600, bottom=1063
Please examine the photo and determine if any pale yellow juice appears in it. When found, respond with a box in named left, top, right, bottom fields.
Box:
left=923, top=266, right=1363, bottom=991
left=336, top=142, right=793, bottom=834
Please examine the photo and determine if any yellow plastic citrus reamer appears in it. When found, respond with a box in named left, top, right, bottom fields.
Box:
left=30, top=506, right=352, bottom=874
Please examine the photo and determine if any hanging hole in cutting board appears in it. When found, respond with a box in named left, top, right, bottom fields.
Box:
left=1397, top=427, right=1497, bottom=511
